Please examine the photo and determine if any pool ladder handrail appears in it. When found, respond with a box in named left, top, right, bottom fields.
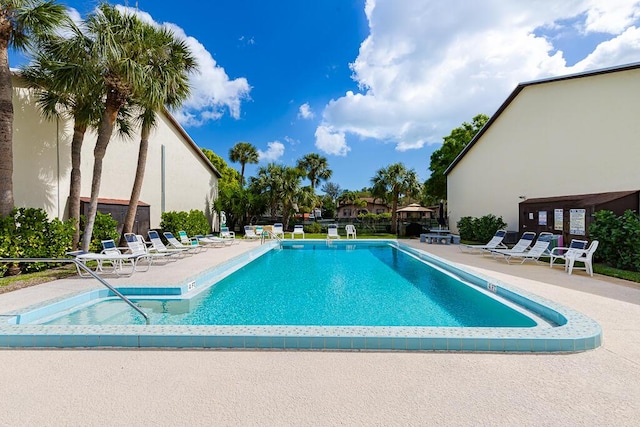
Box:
left=0, top=257, right=151, bottom=325
left=260, top=229, right=282, bottom=244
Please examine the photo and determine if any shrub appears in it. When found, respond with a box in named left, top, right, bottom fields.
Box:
left=456, top=214, right=507, bottom=243
left=161, top=210, right=210, bottom=237
left=0, top=208, right=75, bottom=275
left=82, top=212, right=119, bottom=253
left=457, top=216, right=475, bottom=241
left=304, top=222, right=322, bottom=234
left=589, top=210, right=640, bottom=271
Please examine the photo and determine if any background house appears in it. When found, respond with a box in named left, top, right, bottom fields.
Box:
left=337, top=197, right=389, bottom=219
left=446, top=63, right=640, bottom=237
left=11, top=75, right=220, bottom=236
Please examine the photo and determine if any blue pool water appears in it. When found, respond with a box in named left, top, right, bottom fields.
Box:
left=45, top=242, right=536, bottom=327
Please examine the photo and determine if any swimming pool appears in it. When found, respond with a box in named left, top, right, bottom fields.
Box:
left=0, top=240, right=602, bottom=352
left=42, top=242, right=536, bottom=327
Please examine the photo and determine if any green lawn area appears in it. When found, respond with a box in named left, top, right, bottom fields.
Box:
left=0, top=265, right=76, bottom=294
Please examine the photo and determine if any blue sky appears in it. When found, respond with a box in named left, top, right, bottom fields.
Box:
left=10, top=1, right=640, bottom=192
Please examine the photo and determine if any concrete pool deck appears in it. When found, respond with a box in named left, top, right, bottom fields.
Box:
left=1, top=239, right=639, bottom=425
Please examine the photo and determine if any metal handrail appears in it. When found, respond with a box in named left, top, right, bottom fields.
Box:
left=260, top=230, right=282, bottom=244
left=0, top=257, right=150, bottom=325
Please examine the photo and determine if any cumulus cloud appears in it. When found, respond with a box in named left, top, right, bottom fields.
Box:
left=315, top=126, right=350, bottom=156
left=116, top=5, right=251, bottom=127
left=315, top=0, right=640, bottom=153
left=298, top=103, right=314, bottom=119
left=258, top=141, right=285, bottom=161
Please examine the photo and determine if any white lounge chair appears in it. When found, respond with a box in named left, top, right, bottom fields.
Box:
left=494, top=234, right=553, bottom=264
left=549, top=239, right=589, bottom=269
left=566, top=240, right=599, bottom=276
left=148, top=230, right=189, bottom=257
left=291, top=224, right=305, bottom=239
left=272, top=223, right=285, bottom=239
left=200, top=234, right=232, bottom=247
left=124, top=233, right=175, bottom=264
left=178, top=230, right=226, bottom=248
left=220, top=226, right=237, bottom=243
left=327, top=224, right=340, bottom=240
left=163, top=231, right=202, bottom=253
left=459, top=229, right=508, bottom=253
left=244, top=225, right=260, bottom=239
left=73, top=240, right=140, bottom=277
left=491, top=231, right=540, bottom=259
left=345, top=224, right=357, bottom=239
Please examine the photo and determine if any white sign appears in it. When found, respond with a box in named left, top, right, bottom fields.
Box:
left=569, top=209, right=586, bottom=235
left=538, top=211, right=547, bottom=226
left=554, top=209, right=563, bottom=231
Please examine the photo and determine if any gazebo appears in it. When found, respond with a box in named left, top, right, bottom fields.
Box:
left=396, top=203, right=434, bottom=220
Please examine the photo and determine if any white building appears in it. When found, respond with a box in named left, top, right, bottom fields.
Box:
left=446, top=63, right=640, bottom=238
left=11, top=74, right=220, bottom=234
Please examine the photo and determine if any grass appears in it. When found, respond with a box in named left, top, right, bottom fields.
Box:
left=593, top=264, right=640, bottom=283
left=0, top=265, right=77, bottom=294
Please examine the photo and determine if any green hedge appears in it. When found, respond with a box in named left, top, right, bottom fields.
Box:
left=589, top=210, right=640, bottom=271
left=160, top=210, right=211, bottom=238
left=0, top=208, right=75, bottom=276
left=82, top=211, right=119, bottom=253
left=457, top=214, right=507, bottom=243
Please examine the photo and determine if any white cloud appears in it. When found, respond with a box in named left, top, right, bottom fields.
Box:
left=316, top=0, right=640, bottom=152
left=115, top=5, right=251, bottom=127
left=258, top=141, right=285, bottom=162
left=315, top=126, right=350, bottom=156
left=298, top=103, right=314, bottom=119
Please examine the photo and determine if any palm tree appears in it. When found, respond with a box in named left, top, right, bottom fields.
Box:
left=229, top=141, right=258, bottom=186
left=120, top=25, right=197, bottom=246
left=77, top=5, right=187, bottom=251
left=20, top=24, right=132, bottom=249
left=296, top=153, right=332, bottom=192
left=249, top=163, right=303, bottom=229
left=371, top=163, right=421, bottom=234
left=0, top=0, right=68, bottom=217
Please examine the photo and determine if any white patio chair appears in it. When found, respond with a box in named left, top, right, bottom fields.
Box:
left=345, top=224, right=357, bottom=239
left=566, top=240, right=599, bottom=276
left=549, top=239, right=589, bottom=269
left=327, top=224, right=340, bottom=240
left=291, top=224, right=305, bottom=239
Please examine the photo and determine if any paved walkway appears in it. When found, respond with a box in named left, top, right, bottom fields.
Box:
left=1, top=239, right=639, bottom=426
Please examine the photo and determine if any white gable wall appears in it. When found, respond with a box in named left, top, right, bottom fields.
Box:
left=447, top=67, right=640, bottom=233
left=12, top=77, right=218, bottom=228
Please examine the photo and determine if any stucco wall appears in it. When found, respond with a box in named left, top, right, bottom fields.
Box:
left=12, top=78, right=218, bottom=229
left=447, top=68, right=640, bottom=233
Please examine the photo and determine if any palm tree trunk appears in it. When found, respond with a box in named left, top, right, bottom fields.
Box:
left=80, top=98, right=120, bottom=252
left=69, top=122, right=87, bottom=249
left=391, top=191, right=399, bottom=234
left=119, top=126, right=149, bottom=247
left=0, top=40, right=14, bottom=217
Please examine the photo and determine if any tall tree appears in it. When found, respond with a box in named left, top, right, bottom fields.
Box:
left=296, top=153, right=332, bottom=192
left=229, top=141, right=258, bottom=186
left=77, top=4, right=186, bottom=251
left=371, top=163, right=420, bottom=234
left=424, top=114, right=489, bottom=203
left=20, top=23, right=131, bottom=248
left=120, top=25, right=197, bottom=246
left=321, top=181, right=341, bottom=202
left=249, top=163, right=303, bottom=229
left=0, top=0, right=68, bottom=217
